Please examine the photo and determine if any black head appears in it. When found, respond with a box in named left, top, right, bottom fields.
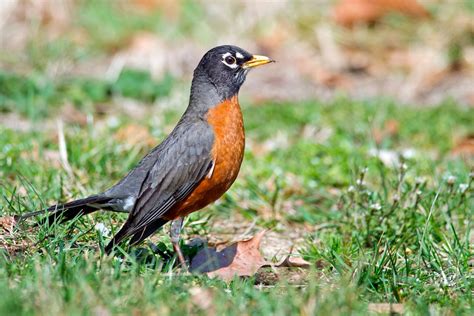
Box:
left=189, top=45, right=273, bottom=109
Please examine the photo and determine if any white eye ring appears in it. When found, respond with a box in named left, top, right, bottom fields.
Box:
left=222, top=52, right=238, bottom=69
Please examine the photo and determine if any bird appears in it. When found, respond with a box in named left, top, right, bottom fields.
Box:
left=17, top=45, right=274, bottom=267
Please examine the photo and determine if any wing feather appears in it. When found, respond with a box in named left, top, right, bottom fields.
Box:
left=108, top=119, right=215, bottom=245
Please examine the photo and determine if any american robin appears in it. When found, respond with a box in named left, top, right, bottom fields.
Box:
left=18, top=45, right=274, bottom=266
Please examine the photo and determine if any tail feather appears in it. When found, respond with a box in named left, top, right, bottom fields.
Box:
left=105, top=218, right=168, bottom=254
left=129, top=219, right=168, bottom=246
left=17, top=195, right=113, bottom=224
left=104, top=222, right=131, bottom=254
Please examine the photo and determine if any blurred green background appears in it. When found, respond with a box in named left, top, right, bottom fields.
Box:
left=0, top=0, right=473, bottom=120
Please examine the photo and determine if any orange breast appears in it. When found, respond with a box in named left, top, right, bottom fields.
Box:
left=164, top=96, right=245, bottom=220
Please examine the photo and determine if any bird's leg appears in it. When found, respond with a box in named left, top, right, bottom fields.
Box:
left=170, top=217, right=187, bottom=269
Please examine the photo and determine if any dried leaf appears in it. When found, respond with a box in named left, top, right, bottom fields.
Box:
left=451, top=134, right=474, bottom=158
left=276, top=255, right=311, bottom=269
left=334, top=0, right=429, bottom=27
left=373, top=119, right=400, bottom=144
left=333, top=0, right=383, bottom=27
left=132, top=0, right=179, bottom=19
left=316, top=68, right=351, bottom=88
left=262, top=246, right=311, bottom=269
left=379, top=0, right=429, bottom=17
left=0, top=216, right=16, bottom=234
left=190, top=231, right=268, bottom=282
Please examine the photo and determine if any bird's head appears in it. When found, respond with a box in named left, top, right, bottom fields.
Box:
left=190, top=45, right=274, bottom=106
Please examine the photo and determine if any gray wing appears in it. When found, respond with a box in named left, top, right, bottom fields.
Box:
left=106, top=119, right=215, bottom=249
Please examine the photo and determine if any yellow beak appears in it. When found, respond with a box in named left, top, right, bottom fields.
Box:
left=242, top=55, right=275, bottom=69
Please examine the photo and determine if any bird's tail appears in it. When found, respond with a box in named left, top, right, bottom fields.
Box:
left=104, top=218, right=169, bottom=254
left=16, top=195, right=113, bottom=225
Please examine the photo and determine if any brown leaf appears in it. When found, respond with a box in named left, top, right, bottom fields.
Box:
left=114, top=124, right=156, bottom=147
left=276, top=255, right=311, bottom=269
left=380, top=0, right=430, bottom=17
left=333, top=0, right=384, bottom=27
left=132, top=0, right=179, bottom=19
left=373, top=119, right=400, bottom=144
left=333, top=0, right=429, bottom=27
left=190, top=231, right=268, bottom=282
left=0, top=216, right=16, bottom=234
left=316, top=68, right=351, bottom=88
left=262, top=246, right=311, bottom=269
left=368, top=303, right=404, bottom=314
left=451, top=134, right=474, bottom=158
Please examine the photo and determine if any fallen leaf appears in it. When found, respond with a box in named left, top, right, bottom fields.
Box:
left=0, top=216, right=16, bottom=234
left=384, top=119, right=400, bottom=137
left=190, top=231, right=268, bottom=282
left=114, top=124, right=156, bottom=147
left=316, top=68, right=351, bottom=88
left=0, top=232, right=30, bottom=256
left=379, top=0, right=429, bottom=17
left=373, top=119, right=400, bottom=144
left=276, top=254, right=311, bottom=269
left=468, top=92, right=474, bottom=107
left=333, top=0, right=429, bottom=27
left=451, top=134, right=474, bottom=158
left=368, top=303, right=404, bottom=314
left=132, top=0, right=179, bottom=19
left=333, top=0, right=383, bottom=27
left=262, top=246, right=311, bottom=269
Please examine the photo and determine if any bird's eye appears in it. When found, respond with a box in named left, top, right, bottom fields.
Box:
left=225, top=55, right=236, bottom=65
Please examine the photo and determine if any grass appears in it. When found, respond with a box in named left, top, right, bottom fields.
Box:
left=0, top=81, right=472, bottom=314
left=0, top=69, right=174, bottom=119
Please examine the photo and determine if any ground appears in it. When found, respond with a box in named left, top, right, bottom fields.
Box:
left=0, top=1, right=473, bottom=315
